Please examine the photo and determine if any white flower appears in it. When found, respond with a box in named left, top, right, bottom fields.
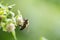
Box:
left=6, top=23, right=15, bottom=32
left=16, top=16, right=24, bottom=26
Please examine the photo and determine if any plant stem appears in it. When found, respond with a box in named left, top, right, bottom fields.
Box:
left=11, top=30, right=17, bottom=40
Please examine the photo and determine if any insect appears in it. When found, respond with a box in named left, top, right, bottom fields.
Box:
left=20, top=19, right=29, bottom=30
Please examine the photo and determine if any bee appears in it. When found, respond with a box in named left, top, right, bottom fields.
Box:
left=20, top=19, right=29, bottom=30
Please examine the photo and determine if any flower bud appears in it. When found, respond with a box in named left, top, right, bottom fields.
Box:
left=6, top=23, right=15, bottom=32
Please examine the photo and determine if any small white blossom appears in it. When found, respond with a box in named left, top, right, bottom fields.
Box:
left=16, top=16, right=24, bottom=26
left=6, top=23, right=15, bottom=32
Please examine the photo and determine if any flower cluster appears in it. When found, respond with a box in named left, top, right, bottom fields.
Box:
left=0, top=4, right=29, bottom=32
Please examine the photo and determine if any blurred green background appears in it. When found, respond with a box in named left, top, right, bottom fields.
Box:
left=0, top=0, right=60, bottom=40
